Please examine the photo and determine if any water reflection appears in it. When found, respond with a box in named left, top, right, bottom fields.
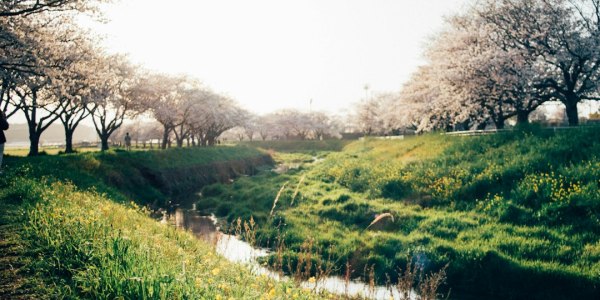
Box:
left=168, top=208, right=268, bottom=264
left=166, top=208, right=417, bottom=300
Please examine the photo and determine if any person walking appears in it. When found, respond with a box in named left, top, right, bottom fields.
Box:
left=0, top=110, right=9, bottom=174
left=124, top=132, right=132, bottom=151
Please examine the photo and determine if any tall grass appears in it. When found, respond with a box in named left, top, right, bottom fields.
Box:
left=198, top=129, right=600, bottom=299
left=1, top=177, right=322, bottom=299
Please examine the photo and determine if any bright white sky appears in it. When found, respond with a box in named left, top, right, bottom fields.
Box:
left=83, top=0, right=468, bottom=115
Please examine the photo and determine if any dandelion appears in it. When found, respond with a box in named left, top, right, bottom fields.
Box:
left=212, top=268, right=220, bottom=276
left=308, top=277, right=316, bottom=283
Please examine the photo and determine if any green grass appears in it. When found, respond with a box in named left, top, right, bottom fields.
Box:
left=241, top=139, right=351, bottom=154
left=0, top=146, right=329, bottom=299
left=4, top=146, right=273, bottom=206
left=4, top=146, right=100, bottom=156
left=0, top=177, right=322, bottom=299
left=2, top=130, right=598, bottom=299
left=198, top=128, right=600, bottom=299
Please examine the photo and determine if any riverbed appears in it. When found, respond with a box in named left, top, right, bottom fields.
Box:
left=163, top=207, right=418, bottom=300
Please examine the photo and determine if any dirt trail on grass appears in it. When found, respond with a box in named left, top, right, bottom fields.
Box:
left=0, top=204, right=39, bottom=299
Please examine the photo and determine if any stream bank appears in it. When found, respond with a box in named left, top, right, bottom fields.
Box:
left=165, top=208, right=420, bottom=300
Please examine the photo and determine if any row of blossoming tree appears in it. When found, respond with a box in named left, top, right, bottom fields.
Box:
left=355, top=0, right=600, bottom=134
left=1, top=1, right=349, bottom=155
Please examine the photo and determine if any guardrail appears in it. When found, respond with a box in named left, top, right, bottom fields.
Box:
left=444, top=125, right=599, bottom=136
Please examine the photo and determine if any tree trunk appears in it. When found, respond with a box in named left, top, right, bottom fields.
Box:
left=161, top=125, right=170, bottom=150
left=100, top=135, right=109, bottom=151
left=476, top=122, right=487, bottom=130
left=65, top=128, right=75, bottom=153
left=564, top=99, right=579, bottom=126
left=28, top=131, right=40, bottom=156
left=458, top=120, right=471, bottom=131
left=493, top=116, right=505, bottom=130
left=516, top=110, right=530, bottom=125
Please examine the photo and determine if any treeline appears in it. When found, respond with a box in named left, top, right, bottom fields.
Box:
left=3, top=1, right=599, bottom=155
left=0, top=1, right=249, bottom=155
left=0, top=1, right=348, bottom=155
left=355, top=0, right=600, bottom=133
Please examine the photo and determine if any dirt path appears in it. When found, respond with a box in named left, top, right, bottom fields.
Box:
left=0, top=203, right=39, bottom=299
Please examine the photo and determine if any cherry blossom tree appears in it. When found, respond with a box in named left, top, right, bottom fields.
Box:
left=427, top=13, right=549, bottom=129
left=0, top=0, right=109, bottom=18
left=310, top=111, right=335, bottom=140
left=50, top=31, right=101, bottom=153
left=477, top=0, right=600, bottom=126
left=87, top=54, right=141, bottom=151
left=256, top=115, right=274, bottom=141
left=133, top=73, right=189, bottom=149
left=1, top=17, right=46, bottom=118
left=189, top=93, right=247, bottom=146
left=5, top=14, right=87, bottom=155
left=241, top=113, right=258, bottom=141
left=390, top=0, right=599, bottom=131
left=164, top=79, right=210, bottom=148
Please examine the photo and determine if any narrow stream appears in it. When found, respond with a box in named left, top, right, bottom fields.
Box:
left=163, top=208, right=417, bottom=300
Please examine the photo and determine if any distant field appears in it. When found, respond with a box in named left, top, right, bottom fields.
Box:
left=240, top=139, right=352, bottom=153
left=4, top=143, right=239, bottom=156
left=4, top=146, right=100, bottom=156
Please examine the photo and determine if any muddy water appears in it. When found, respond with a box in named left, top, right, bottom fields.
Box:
left=165, top=208, right=417, bottom=300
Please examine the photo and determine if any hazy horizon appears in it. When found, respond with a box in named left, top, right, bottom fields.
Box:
left=79, top=0, right=468, bottom=115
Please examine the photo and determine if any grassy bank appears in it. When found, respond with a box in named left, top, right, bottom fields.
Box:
left=0, top=177, right=321, bottom=299
left=4, top=146, right=273, bottom=206
left=0, top=147, right=328, bottom=299
left=199, top=129, right=600, bottom=299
